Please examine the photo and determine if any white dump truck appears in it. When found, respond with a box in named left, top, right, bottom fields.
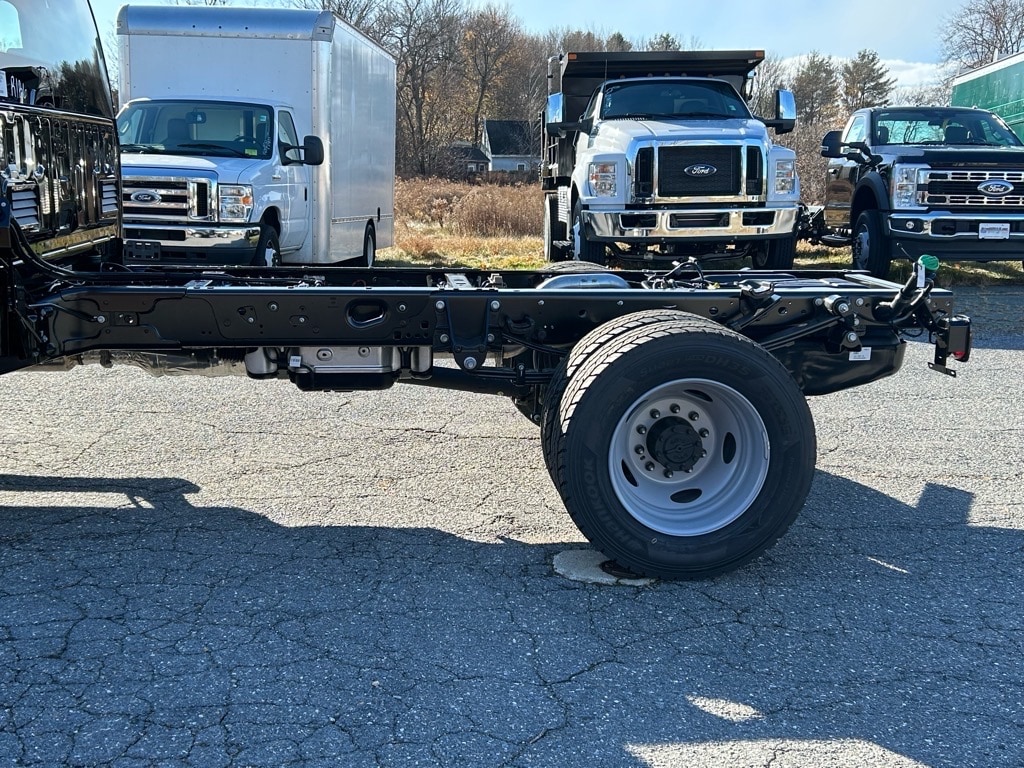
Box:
left=116, top=5, right=396, bottom=267
left=541, top=50, right=800, bottom=269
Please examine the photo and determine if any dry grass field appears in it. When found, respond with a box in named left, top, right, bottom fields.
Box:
left=381, top=178, right=1024, bottom=285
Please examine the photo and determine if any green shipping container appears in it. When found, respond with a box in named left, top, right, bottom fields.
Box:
left=950, top=51, right=1024, bottom=138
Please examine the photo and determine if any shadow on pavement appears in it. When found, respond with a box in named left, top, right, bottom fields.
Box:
left=0, top=471, right=1019, bottom=767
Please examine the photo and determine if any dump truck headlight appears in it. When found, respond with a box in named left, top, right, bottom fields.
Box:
left=589, top=162, right=617, bottom=197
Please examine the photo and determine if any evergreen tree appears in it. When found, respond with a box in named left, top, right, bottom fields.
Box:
left=841, top=49, right=896, bottom=112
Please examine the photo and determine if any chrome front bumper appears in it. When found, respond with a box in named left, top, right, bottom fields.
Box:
left=583, top=206, right=799, bottom=241
left=122, top=223, right=261, bottom=265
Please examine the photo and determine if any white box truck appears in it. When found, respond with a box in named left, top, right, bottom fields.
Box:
left=115, top=5, right=396, bottom=267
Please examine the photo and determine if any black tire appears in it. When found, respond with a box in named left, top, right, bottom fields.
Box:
left=543, top=194, right=568, bottom=262
left=546, top=315, right=816, bottom=579
left=540, top=310, right=720, bottom=481
left=852, top=210, right=892, bottom=279
left=252, top=226, right=281, bottom=267
left=355, top=224, right=376, bottom=267
left=572, top=200, right=607, bottom=264
left=751, top=234, right=796, bottom=269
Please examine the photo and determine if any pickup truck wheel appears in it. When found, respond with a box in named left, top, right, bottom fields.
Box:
left=572, top=201, right=607, bottom=264
left=543, top=194, right=568, bottom=261
left=253, top=226, right=282, bottom=267
left=752, top=234, right=796, bottom=269
left=853, top=210, right=892, bottom=279
left=541, top=310, right=720, bottom=481
left=547, top=317, right=816, bottom=579
left=356, top=224, right=376, bottom=267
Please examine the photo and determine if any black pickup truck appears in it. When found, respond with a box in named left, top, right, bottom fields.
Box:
left=805, top=105, right=1024, bottom=278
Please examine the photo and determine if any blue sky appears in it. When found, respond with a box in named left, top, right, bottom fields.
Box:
left=90, top=0, right=967, bottom=86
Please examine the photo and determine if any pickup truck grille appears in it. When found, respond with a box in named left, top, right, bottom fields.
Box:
left=658, top=146, right=740, bottom=196
left=122, top=177, right=211, bottom=221
left=924, top=169, right=1024, bottom=207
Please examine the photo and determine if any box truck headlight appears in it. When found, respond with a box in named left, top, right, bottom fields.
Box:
left=219, top=185, right=254, bottom=222
left=773, top=159, right=796, bottom=195
left=588, top=162, right=617, bottom=196
left=891, top=164, right=927, bottom=210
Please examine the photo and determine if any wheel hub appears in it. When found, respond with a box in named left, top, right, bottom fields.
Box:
left=646, top=416, right=703, bottom=472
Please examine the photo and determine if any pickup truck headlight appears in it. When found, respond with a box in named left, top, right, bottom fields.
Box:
left=588, top=162, right=617, bottom=197
left=891, top=164, right=927, bottom=210
left=219, top=184, right=254, bottom=222
left=773, top=159, right=797, bottom=195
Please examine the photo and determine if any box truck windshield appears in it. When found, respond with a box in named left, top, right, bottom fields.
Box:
left=118, top=100, right=275, bottom=159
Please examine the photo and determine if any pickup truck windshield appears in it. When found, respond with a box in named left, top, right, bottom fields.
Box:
left=874, top=109, right=1022, bottom=147
left=599, top=80, right=751, bottom=120
left=117, top=100, right=275, bottom=159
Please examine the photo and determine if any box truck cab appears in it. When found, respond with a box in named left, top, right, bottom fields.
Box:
left=116, top=5, right=396, bottom=267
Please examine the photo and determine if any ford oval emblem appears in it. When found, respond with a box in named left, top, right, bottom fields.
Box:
left=977, top=179, right=1014, bottom=197
left=684, top=163, right=717, bottom=177
left=130, top=190, right=162, bottom=204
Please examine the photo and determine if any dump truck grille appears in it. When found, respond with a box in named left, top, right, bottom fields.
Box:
left=658, top=146, right=740, bottom=197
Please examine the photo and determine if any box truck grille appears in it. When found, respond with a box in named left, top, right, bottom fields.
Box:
left=658, top=146, right=740, bottom=197
left=122, top=178, right=211, bottom=220
left=924, top=169, right=1024, bottom=207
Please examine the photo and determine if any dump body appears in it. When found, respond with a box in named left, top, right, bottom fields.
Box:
left=116, top=5, right=396, bottom=267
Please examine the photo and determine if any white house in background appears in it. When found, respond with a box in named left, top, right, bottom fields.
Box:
left=481, top=119, right=539, bottom=173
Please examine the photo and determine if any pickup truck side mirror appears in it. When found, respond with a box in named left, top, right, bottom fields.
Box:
left=283, top=135, right=324, bottom=166
left=820, top=130, right=844, bottom=158
left=761, top=89, right=796, bottom=135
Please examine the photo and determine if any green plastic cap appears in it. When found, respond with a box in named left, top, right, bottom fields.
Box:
left=919, top=254, right=940, bottom=272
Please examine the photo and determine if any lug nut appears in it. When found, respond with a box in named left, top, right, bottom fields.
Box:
left=689, top=411, right=700, bottom=421
left=663, top=470, right=674, bottom=478
left=645, top=462, right=655, bottom=472
left=650, top=408, right=660, bottom=419
left=699, top=428, right=710, bottom=438
left=634, top=445, right=645, bottom=455
left=670, top=404, right=681, bottom=414
left=636, top=425, right=647, bottom=435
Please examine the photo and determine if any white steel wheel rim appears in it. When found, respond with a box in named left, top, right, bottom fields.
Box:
left=608, top=378, right=770, bottom=537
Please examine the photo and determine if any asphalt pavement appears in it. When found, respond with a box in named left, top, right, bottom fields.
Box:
left=0, top=283, right=1021, bottom=767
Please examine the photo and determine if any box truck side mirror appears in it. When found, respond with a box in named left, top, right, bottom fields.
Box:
left=281, top=136, right=324, bottom=166
left=301, top=136, right=324, bottom=166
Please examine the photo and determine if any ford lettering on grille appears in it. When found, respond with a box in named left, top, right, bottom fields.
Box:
left=131, top=190, right=162, bottom=204
left=684, top=164, right=717, bottom=177
left=977, top=180, right=1014, bottom=197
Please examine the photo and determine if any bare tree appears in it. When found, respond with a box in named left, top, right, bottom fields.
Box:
left=462, top=4, right=520, bottom=145
left=840, top=49, right=896, bottom=112
left=941, top=0, right=1024, bottom=70
left=381, top=0, right=466, bottom=175
left=748, top=53, right=792, bottom=118
left=291, top=0, right=390, bottom=36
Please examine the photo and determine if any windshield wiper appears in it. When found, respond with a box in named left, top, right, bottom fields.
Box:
left=175, top=142, right=248, bottom=157
left=120, top=143, right=163, bottom=153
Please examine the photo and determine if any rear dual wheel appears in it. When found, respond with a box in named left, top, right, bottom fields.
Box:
left=541, top=312, right=816, bottom=579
